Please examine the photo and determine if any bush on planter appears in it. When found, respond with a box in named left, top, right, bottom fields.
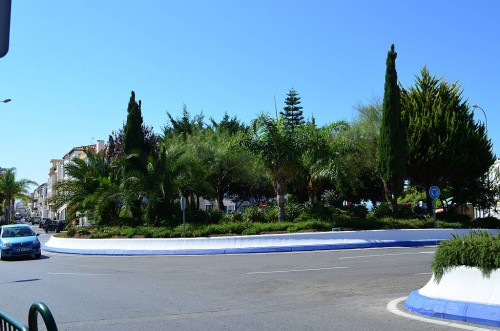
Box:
left=431, top=231, right=500, bottom=282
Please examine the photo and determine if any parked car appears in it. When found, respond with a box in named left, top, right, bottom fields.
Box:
left=44, top=220, right=68, bottom=233
left=31, top=217, right=41, bottom=225
left=0, top=224, right=41, bottom=260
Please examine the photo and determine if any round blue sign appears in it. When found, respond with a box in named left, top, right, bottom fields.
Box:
left=429, top=186, right=441, bottom=199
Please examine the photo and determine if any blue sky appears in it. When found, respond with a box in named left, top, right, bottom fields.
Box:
left=1, top=0, right=499, bottom=187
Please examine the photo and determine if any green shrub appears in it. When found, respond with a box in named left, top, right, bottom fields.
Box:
left=89, top=231, right=113, bottom=239
left=431, top=231, right=500, bottom=282
left=242, top=206, right=265, bottom=223
left=78, top=227, right=91, bottom=236
left=470, top=217, right=500, bottom=229
left=221, top=211, right=243, bottom=223
left=192, top=223, right=246, bottom=237
left=185, top=209, right=224, bottom=225
left=287, top=220, right=331, bottom=232
left=371, top=202, right=392, bottom=218
left=263, top=205, right=279, bottom=222
left=65, top=226, right=77, bottom=237
left=437, top=211, right=471, bottom=223
left=347, top=205, right=368, bottom=219
left=285, top=202, right=310, bottom=221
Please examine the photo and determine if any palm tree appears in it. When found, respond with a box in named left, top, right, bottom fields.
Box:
left=51, top=148, right=123, bottom=225
left=250, top=114, right=301, bottom=221
left=295, top=120, right=351, bottom=205
left=0, top=168, right=37, bottom=224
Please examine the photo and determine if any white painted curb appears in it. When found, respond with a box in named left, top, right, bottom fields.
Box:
left=406, top=267, right=500, bottom=326
left=43, top=228, right=500, bottom=255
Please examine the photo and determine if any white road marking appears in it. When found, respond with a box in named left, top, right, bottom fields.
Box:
left=48, top=272, right=108, bottom=276
left=415, top=272, right=432, bottom=275
left=339, top=251, right=434, bottom=259
left=246, top=267, right=347, bottom=275
left=387, top=297, right=496, bottom=330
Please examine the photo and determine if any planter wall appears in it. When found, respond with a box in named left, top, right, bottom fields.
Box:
left=406, top=266, right=500, bottom=327
left=44, top=228, right=500, bottom=255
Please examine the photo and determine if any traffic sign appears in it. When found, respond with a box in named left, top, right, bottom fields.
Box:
left=429, top=186, right=441, bottom=199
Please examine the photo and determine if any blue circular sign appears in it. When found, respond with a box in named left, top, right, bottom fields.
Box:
left=429, top=186, right=441, bottom=199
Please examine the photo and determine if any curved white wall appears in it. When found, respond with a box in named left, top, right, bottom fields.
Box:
left=44, top=228, right=500, bottom=255
left=420, top=267, right=500, bottom=305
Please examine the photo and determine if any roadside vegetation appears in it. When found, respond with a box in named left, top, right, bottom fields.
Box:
left=431, top=231, right=500, bottom=282
left=3, top=45, right=498, bottom=254
left=59, top=200, right=500, bottom=239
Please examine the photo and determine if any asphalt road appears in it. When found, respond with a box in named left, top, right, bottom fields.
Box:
left=0, top=225, right=493, bottom=331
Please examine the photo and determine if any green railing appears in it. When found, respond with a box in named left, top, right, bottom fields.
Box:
left=0, top=301, right=57, bottom=331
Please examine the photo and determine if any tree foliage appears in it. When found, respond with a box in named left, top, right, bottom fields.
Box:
left=123, top=91, right=152, bottom=174
left=377, top=44, right=407, bottom=210
left=335, top=100, right=385, bottom=204
left=0, top=168, right=36, bottom=223
left=280, top=88, right=304, bottom=130
left=250, top=114, right=302, bottom=220
left=401, top=67, right=495, bottom=210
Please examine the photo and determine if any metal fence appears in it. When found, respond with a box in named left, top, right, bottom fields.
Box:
left=0, top=302, right=57, bottom=331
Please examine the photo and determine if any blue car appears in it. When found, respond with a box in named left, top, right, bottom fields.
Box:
left=0, top=224, right=41, bottom=260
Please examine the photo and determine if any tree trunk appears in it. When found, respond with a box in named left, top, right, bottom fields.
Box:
left=307, top=177, right=319, bottom=206
left=276, top=176, right=286, bottom=221
left=217, top=191, right=225, bottom=212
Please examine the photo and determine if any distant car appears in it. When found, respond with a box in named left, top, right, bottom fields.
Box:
left=44, top=220, right=67, bottom=233
left=0, top=224, right=41, bottom=260
left=31, top=217, right=41, bottom=225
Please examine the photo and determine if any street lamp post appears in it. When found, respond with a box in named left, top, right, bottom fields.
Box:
left=472, top=104, right=490, bottom=218
left=1, top=98, right=11, bottom=223
left=472, top=104, right=488, bottom=133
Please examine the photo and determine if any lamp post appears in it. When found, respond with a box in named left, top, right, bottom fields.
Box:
left=472, top=104, right=490, bottom=217
left=472, top=104, right=488, bottom=133
left=1, top=98, right=11, bottom=223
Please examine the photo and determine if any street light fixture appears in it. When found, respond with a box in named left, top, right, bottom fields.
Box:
left=472, top=104, right=491, bottom=218
left=1, top=98, right=11, bottom=103
left=472, top=104, right=488, bottom=133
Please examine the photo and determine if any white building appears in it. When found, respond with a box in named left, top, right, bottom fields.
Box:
left=481, top=158, right=500, bottom=219
left=46, top=140, right=105, bottom=221
left=31, top=183, right=48, bottom=218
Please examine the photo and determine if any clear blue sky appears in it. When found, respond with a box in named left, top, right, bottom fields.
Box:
left=1, top=0, right=499, bottom=187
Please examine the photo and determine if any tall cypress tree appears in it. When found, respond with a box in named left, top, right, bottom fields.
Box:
left=123, top=91, right=147, bottom=174
left=122, top=91, right=149, bottom=224
left=377, top=44, right=407, bottom=213
left=280, top=88, right=304, bottom=130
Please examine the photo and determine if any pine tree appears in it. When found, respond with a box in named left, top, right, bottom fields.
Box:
left=377, top=44, right=407, bottom=213
left=280, top=88, right=304, bottom=130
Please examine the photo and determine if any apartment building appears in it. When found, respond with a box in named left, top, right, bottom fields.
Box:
left=46, top=140, right=105, bottom=221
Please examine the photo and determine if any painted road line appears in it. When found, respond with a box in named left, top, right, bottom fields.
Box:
left=339, top=251, right=435, bottom=260
left=48, top=272, right=109, bottom=276
left=246, top=267, right=347, bottom=275
left=387, top=297, right=496, bottom=331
